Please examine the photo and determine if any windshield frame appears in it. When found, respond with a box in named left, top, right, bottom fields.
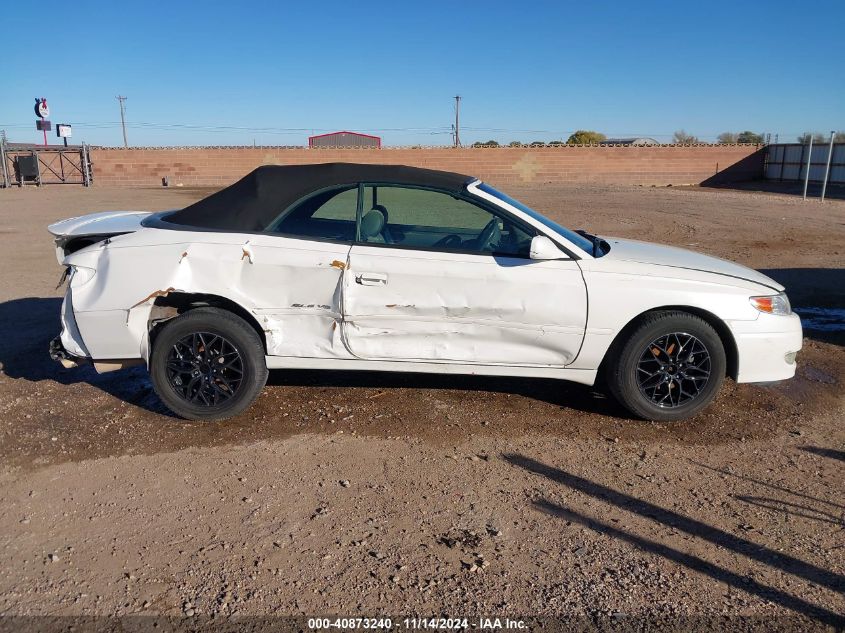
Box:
left=471, top=182, right=597, bottom=257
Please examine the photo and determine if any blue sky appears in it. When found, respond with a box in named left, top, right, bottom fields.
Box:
left=2, top=0, right=843, bottom=146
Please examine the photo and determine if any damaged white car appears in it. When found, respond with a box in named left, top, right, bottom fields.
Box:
left=49, top=163, right=802, bottom=421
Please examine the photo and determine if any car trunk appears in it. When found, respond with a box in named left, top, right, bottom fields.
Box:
left=48, top=210, right=157, bottom=263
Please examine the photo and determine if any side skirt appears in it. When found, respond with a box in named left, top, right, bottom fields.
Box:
left=264, top=356, right=598, bottom=385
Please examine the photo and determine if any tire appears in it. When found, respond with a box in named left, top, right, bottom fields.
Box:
left=149, top=307, right=268, bottom=422
left=605, top=311, right=726, bottom=422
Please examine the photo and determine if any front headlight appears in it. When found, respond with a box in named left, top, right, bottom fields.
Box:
left=750, top=293, right=791, bottom=316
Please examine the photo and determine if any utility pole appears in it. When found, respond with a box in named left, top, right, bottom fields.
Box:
left=454, top=95, right=461, bottom=147
left=116, top=95, right=128, bottom=147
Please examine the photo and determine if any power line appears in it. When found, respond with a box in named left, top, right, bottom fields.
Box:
left=0, top=118, right=826, bottom=145
left=0, top=118, right=818, bottom=139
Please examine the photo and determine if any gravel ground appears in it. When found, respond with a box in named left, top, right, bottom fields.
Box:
left=0, top=183, right=842, bottom=630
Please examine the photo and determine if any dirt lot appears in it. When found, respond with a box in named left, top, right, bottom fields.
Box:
left=0, top=183, right=843, bottom=630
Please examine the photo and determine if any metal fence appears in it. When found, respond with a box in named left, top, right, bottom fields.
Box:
left=764, top=142, right=844, bottom=184
left=0, top=142, right=92, bottom=187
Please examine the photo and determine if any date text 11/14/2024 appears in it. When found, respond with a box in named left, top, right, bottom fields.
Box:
left=307, top=617, right=528, bottom=630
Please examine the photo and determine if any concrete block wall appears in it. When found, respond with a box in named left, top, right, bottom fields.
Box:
left=88, top=145, right=764, bottom=188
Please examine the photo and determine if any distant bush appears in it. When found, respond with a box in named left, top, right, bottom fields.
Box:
left=672, top=130, right=699, bottom=144
left=566, top=130, right=606, bottom=144
left=797, top=132, right=827, bottom=144
left=472, top=140, right=499, bottom=147
left=717, top=131, right=763, bottom=144
left=798, top=132, right=845, bottom=143
left=737, top=131, right=763, bottom=144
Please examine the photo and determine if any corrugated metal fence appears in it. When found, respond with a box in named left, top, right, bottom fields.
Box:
left=765, top=143, right=844, bottom=184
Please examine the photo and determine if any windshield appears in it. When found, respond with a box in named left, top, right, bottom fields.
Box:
left=476, top=183, right=596, bottom=255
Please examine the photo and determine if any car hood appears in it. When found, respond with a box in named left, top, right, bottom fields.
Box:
left=601, top=237, right=784, bottom=291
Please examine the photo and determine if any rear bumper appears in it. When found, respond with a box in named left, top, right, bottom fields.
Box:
left=57, top=288, right=91, bottom=360
left=52, top=294, right=145, bottom=373
left=49, top=335, right=88, bottom=368
left=728, top=312, right=803, bottom=383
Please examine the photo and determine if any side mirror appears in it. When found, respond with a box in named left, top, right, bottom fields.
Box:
left=529, top=235, right=567, bottom=260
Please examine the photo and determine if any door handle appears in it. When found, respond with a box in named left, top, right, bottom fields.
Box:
left=355, top=272, right=388, bottom=286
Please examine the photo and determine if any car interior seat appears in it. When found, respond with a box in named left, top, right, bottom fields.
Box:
left=360, top=209, right=386, bottom=243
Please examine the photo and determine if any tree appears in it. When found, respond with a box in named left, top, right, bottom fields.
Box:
left=836, top=132, right=845, bottom=142
left=737, top=131, right=764, bottom=144
left=673, top=130, right=699, bottom=144
left=508, top=141, right=522, bottom=147
left=547, top=140, right=565, bottom=146
left=717, top=132, right=738, bottom=144
left=472, top=140, right=499, bottom=147
left=566, top=130, right=606, bottom=144
left=797, top=132, right=827, bottom=144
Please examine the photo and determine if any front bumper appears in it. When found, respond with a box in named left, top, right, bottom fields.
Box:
left=728, top=312, right=803, bottom=383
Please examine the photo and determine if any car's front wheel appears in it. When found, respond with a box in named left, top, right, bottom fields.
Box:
left=149, top=307, right=268, bottom=421
left=606, top=311, right=726, bottom=421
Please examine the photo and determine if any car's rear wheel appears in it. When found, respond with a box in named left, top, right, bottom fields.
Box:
left=150, top=307, right=268, bottom=421
left=606, top=311, right=726, bottom=421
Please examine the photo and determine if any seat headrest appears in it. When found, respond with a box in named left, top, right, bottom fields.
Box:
left=361, top=209, right=385, bottom=239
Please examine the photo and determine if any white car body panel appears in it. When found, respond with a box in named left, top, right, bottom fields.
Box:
left=342, top=244, right=587, bottom=365
left=50, top=180, right=802, bottom=388
left=263, top=355, right=598, bottom=384
left=724, top=312, right=802, bottom=383
left=596, top=236, right=784, bottom=291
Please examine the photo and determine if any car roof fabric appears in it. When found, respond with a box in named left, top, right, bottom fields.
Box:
left=166, top=163, right=475, bottom=231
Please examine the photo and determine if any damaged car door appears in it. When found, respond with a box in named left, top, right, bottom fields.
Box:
left=246, top=185, right=358, bottom=358
left=342, top=185, right=587, bottom=366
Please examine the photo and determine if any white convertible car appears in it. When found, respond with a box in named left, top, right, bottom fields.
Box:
left=48, top=163, right=802, bottom=421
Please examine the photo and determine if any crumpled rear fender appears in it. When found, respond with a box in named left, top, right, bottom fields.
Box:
left=63, top=232, right=349, bottom=363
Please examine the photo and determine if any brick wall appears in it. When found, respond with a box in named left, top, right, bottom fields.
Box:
left=88, top=145, right=764, bottom=188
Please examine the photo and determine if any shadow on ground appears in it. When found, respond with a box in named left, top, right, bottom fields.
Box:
left=800, top=446, right=845, bottom=462
left=265, top=369, right=624, bottom=417
left=759, top=268, right=845, bottom=346
left=701, top=179, right=845, bottom=201
left=0, top=297, right=623, bottom=417
left=0, top=292, right=838, bottom=469
left=0, top=297, right=171, bottom=415
left=504, top=453, right=845, bottom=628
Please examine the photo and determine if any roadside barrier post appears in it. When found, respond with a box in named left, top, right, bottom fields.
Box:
left=802, top=136, right=813, bottom=200
left=0, top=136, right=9, bottom=189
left=820, top=131, right=834, bottom=202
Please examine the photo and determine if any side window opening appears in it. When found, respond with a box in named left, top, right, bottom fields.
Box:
left=266, top=186, right=358, bottom=240
left=359, top=185, right=535, bottom=257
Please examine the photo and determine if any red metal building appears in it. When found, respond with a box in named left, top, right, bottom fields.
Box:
left=308, top=131, right=381, bottom=149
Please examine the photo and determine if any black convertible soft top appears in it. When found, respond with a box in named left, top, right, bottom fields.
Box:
left=164, top=163, right=475, bottom=231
